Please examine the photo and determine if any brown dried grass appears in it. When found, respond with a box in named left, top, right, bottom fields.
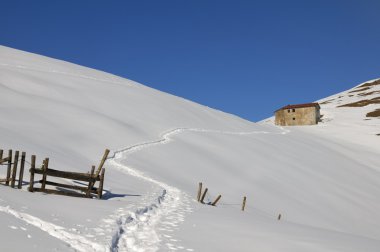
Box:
left=320, top=99, right=334, bottom=105
left=338, top=97, right=380, bottom=107
left=358, top=91, right=380, bottom=97
left=349, top=87, right=370, bottom=93
left=366, top=109, right=380, bottom=118
left=359, top=79, right=380, bottom=88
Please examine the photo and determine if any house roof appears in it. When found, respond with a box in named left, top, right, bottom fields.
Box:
left=275, top=103, right=320, bottom=112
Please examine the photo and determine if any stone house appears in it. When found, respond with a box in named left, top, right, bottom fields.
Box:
left=274, top=103, right=320, bottom=126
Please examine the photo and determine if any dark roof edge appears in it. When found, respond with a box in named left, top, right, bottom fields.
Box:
left=274, top=103, right=320, bottom=113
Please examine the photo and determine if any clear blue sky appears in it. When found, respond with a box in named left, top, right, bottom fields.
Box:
left=1, top=1, right=380, bottom=121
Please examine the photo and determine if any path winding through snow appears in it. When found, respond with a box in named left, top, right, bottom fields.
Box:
left=109, top=127, right=272, bottom=159
left=106, top=127, right=286, bottom=251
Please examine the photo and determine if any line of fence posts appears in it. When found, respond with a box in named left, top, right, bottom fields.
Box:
left=196, top=183, right=284, bottom=221
left=197, top=182, right=246, bottom=211
left=0, top=149, right=26, bottom=189
left=1, top=149, right=283, bottom=216
left=196, top=182, right=222, bottom=207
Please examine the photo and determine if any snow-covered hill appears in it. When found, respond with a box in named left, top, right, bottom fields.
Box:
left=314, top=78, right=380, bottom=151
left=0, top=45, right=379, bottom=251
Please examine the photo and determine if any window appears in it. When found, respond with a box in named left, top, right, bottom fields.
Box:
left=293, top=117, right=295, bottom=120
left=292, top=109, right=295, bottom=112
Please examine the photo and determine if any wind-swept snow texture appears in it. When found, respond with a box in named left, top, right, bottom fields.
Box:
left=0, top=45, right=380, bottom=251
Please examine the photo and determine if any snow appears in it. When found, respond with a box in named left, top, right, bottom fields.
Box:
left=0, top=45, right=380, bottom=251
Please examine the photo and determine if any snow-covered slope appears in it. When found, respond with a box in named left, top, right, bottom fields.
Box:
left=314, top=79, right=380, bottom=152
left=0, top=45, right=254, bottom=169
left=0, top=45, right=379, bottom=251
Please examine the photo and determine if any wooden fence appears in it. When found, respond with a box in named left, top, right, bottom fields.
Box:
left=29, top=149, right=109, bottom=199
left=0, top=148, right=109, bottom=199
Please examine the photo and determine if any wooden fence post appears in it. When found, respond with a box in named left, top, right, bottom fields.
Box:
left=97, top=168, right=105, bottom=199
left=197, top=182, right=202, bottom=202
left=86, top=165, right=95, bottom=198
left=200, top=188, right=208, bottom=203
left=41, top=158, right=49, bottom=191
left=6, top=150, right=12, bottom=186
left=17, top=152, right=26, bottom=189
left=242, top=196, right=247, bottom=211
left=0, top=149, right=3, bottom=184
left=29, top=155, right=36, bottom=192
left=11, top=151, right=19, bottom=188
left=241, top=196, right=247, bottom=211
left=211, top=195, right=222, bottom=206
left=95, top=149, right=110, bottom=177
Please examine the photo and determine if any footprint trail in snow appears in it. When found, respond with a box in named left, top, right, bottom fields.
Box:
left=107, top=127, right=285, bottom=251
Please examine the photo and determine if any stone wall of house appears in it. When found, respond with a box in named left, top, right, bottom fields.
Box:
left=275, top=107, right=319, bottom=126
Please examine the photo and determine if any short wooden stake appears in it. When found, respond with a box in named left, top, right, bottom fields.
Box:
left=242, top=196, right=247, bottom=211
left=197, top=182, right=202, bottom=202
left=11, top=151, right=19, bottom=188
left=6, top=150, right=12, bottom=185
left=18, top=152, right=26, bottom=189
left=278, top=214, right=282, bottom=220
left=28, top=155, right=36, bottom=192
left=211, top=195, right=222, bottom=206
left=97, top=168, right=105, bottom=199
left=200, top=188, right=208, bottom=203
left=41, top=158, right=49, bottom=191
left=86, top=165, right=95, bottom=198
